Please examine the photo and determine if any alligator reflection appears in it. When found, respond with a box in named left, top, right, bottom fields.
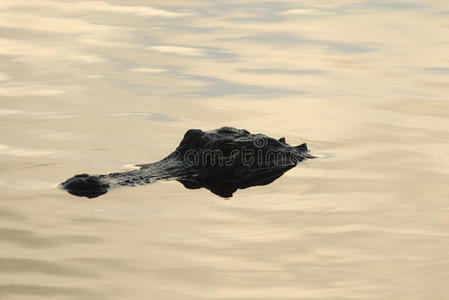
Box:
left=177, top=164, right=296, bottom=198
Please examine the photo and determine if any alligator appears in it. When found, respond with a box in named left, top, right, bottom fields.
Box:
left=60, top=127, right=314, bottom=198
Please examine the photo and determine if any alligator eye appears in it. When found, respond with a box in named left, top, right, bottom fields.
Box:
left=219, top=142, right=236, bottom=157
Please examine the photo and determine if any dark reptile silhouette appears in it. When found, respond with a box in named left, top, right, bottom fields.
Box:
left=60, top=127, right=314, bottom=198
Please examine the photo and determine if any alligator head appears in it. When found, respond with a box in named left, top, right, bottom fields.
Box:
left=60, top=127, right=314, bottom=198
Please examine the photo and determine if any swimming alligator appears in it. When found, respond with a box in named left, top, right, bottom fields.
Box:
left=60, top=127, right=314, bottom=198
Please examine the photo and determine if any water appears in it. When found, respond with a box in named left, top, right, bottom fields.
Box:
left=1, top=1, right=449, bottom=299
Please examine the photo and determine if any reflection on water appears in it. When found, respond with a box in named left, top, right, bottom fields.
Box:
left=1, top=0, right=449, bottom=299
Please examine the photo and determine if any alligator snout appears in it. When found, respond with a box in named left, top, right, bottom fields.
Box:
left=60, top=174, right=110, bottom=198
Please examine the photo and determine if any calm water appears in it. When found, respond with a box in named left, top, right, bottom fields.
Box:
left=1, top=1, right=449, bottom=299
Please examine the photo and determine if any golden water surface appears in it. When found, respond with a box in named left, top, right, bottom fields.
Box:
left=1, top=1, right=449, bottom=299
